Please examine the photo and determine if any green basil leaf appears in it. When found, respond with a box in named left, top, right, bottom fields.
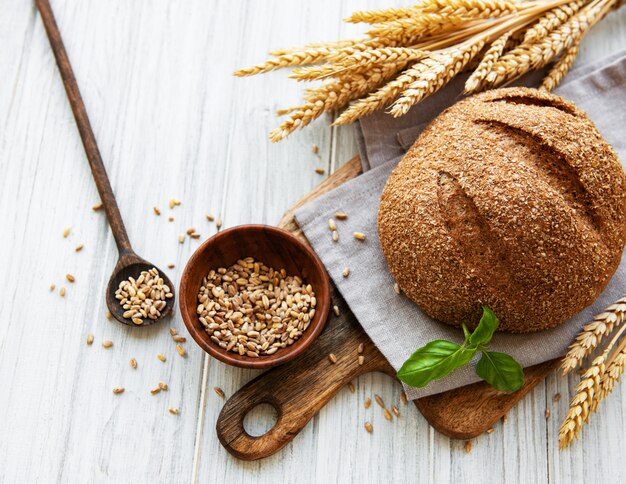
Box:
left=397, top=340, right=476, bottom=388
left=475, top=351, right=524, bottom=392
left=469, top=306, right=500, bottom=347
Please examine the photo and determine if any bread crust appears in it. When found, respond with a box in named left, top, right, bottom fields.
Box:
left=378, top=87, right=626, bottom=332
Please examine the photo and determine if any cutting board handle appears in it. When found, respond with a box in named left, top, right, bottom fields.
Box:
left=216, top=310, right=393, bottom=461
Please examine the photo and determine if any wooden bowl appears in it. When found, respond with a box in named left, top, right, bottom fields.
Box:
left=179, top=225, right=331, bottom=369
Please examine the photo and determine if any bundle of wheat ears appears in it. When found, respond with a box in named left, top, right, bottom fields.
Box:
left=235, top=0, right=624, bottom=141
left=559, top=297, right=626, bottom=448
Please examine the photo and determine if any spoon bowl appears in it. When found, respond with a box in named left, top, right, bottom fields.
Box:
left=105, top=253, right=175, bottom=327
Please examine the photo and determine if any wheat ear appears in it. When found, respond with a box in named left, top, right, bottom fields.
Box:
left=234, top=48, right=336, bottom=76
left=561, top=295, right=626, bottom=375
left=559, top=353, right=607, bottom=449
left=485, top=0, right=605, bottom=88
left=333, top=62, right=430, bottom=125
left=522, top=0, right=586, bottom=44
left=270, top=64, right=403, bottom=141
left=390, top=40, right=485, bottom=117
left=346, top=0, right=517, bottom=24
left=345, top=5, right=422, bottom=24
left=598, top=338, right=626, bottom=401
left=540, top=42, right=580, bottom=91
left=367, top=0, right=519, bottom=43
left=465, top=32, right=512, bottom=92
left=269, top=38, right=367, bottom=56
left=290, top=48, right=427, bottom=81
left=559, top=322, right=626, bottom=448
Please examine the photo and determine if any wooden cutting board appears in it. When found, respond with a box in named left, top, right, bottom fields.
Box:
left=216, top=155, right=560, bottom=461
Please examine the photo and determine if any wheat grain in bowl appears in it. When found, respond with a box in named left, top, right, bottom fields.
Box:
left=196, top=257, right=317, bottom=357
left=114, top=267, right=173, bottom=325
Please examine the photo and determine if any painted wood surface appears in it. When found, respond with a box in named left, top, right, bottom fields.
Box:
left=0, top=1, right=625, bottom=483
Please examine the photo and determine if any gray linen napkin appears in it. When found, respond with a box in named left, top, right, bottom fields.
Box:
left=295, top=51, right=626, bottom=399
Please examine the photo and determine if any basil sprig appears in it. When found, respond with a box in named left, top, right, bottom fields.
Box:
left=397, top=307, right=524, bottom=392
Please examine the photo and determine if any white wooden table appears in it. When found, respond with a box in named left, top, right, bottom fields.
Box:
left=1, top=1, right=625, bottom=482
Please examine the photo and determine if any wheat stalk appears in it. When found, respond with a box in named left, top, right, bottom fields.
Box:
left=465, top=31, right=512, bottom=92
left=559, top=352, right=607, bottom=449
left=598, top=337, right=626, bottom=400
left=270, top=62, right=405, bottom=141
left=290, top=47, right=428, bottom=81
left=540, top=42, right=581, bottom=90
left=523, top=0, right=586, bottom=43
left=366, top=0, right=519, bottom=44
left=485, top=0, right=606, bottom=88
left=333, top=62, right=432, bottom=125
left=236, top=0, right=622, bottom=140
left=269, top=38, right=369, bottom=56
left=390, top=40, right=485, bottom=116
left=346, top=5, right=423, bottom=24
left=347, top=0, right=518, bottom=24
left=559, top=321, right=626, bottom=448
left=561, top=295, right=626, bottom=374
left=234, top=47, right=337, bottom=76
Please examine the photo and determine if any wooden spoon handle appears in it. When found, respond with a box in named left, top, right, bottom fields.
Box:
left=216, top=291, right=394, bottom=460
left=36, top=0, right=132, bottom=255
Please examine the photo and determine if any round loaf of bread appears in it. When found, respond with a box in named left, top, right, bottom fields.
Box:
left=378, top=87, right=626, bottom=332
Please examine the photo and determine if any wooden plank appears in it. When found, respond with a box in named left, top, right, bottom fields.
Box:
left=0, top=0, right=221, bottom=481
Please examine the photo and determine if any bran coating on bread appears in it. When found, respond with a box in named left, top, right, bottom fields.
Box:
left=378, top=87, right=626, bottom=332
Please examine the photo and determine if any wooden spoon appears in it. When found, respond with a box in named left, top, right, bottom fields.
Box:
left=37, top=0, right=174, bottom=326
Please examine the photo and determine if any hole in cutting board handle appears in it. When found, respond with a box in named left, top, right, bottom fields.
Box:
left=243, top=402, right=279, bottom=437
